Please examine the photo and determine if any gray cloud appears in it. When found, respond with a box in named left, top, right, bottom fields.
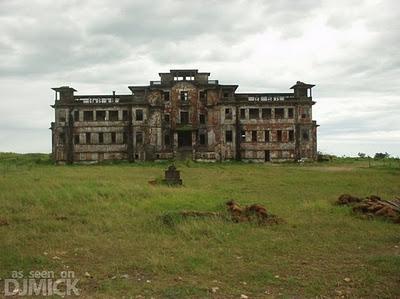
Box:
left=0, top=0, right=399, bottom=156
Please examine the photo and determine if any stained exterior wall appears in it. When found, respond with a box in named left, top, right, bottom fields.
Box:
left=50, top=70, right=318, bottom=164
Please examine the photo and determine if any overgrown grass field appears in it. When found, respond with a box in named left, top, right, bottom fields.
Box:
left=0, top=153, right=399, bottom=298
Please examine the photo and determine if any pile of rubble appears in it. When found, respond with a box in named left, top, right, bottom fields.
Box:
left=225, top=200, right=284, bottom=225
left=337, top=194, right=400, bottom=223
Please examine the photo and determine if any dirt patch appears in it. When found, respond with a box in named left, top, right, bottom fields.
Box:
left=336, top=194, right=400, bottom=223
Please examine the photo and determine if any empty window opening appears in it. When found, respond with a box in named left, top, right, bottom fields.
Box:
left=225, top=108, right=232, bottom=120
left=288, top=108, right=294, bottom=118
left=164, top=114, right=170, bottom=123
left=240, top=109, right=246, bottom=119
left=163, top=91, right=170, bottom=101
left=59, top=111, right=66, bottom=122
left=200, top=91, right=207, bottom=101
left=74, top=111, right=79, bottom=121
left=136, top=131, right=143, bottom=145
left=83, top=111, right=93, bottom=121
left=99, top=133, right=104, bottom=144
left=252, top=130, right=257, bottom=142
left=181, top=91, right=188, bottom=102
left=59, top=133, right=65, bottom=145
left=223, top=92, right=229, bottom=98
left=277, top=130, right=282, bottom=142
left=178, top=131, right=192, bottom=148
left=249, top=108, right=259, bottom=119
left=85, top=132, right=91, bottom=144
left=301, top=108, right=309, bottom=119
left=199, top=114, right=206, bottom=124
left=136, top=109, right=143, bottom=121
left=262, top=108, right=272, bottom=119
left=180, top=111, right=189, bottom=124
left=302, top=129, right=309, bottom=141
left=199, top=133, right=206, bottom=145
left=226, top=130, right=233, bottom=143
left=122, top=110, right=129, bottom=121
left=275, top=108, right=284, bottom=119
left=109, top=110, right=119, bottom=121
left=241, top=131, right=246, bottom=142
left=265, top=130, right=270, bottom=143
left=96, top=111, right=106, bottom=121
left=111, top=132, right=116, bottom=144
left=265, top=150, right=271, bottom=162
left=74, top=135, right=80, bottom=144
left=288, top=130, right=294, bottom=142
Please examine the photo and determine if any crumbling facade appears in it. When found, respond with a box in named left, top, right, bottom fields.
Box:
left=51, top=69, right=318, bottom=164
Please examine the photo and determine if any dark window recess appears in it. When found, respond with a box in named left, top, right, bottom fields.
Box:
left=74, top=135, right=80, bottom=144
left=123, top=132, right=128, bottom=144
left=83, top=111, right=93, bottom=121
left=136, top=109, right=143, bottom=121
left=277, top=130, right=282, bottom=142
left=199, top=114, right=206, bottom=124
left=288, top=108, right=294, bottom=118
left=111, top=132, right=116, bottom=144
left=262, top=108, right=272, bottom=119
left=199, top=133, right=206, bottom=145
left=86, top=132, right=91, bottom=144
left=163, top=91, right=170, bottom=101
left=74, top=111, right=79, bottom=121
left=200, top=91, right=207, bottom=101
left=180, top=111, right=189, bottom=124
left=241, top=131, right=246, bottom=142
left=225, top=108, right=232, bottom=120
left=96, top=111, right=106, bottom=121
left=265, top=130, right=270, bottom=143
left=252, top=131, right=257, bottom=142
left=59, top=133, right=65, bottom=144
left=164, top=134, right=170, bottom=146
left=249, top=108, right=259, bottom=119
left=164, top=114, right=170, bottom=123
left=109, top=110, right=118, bottom=121
left=181, top=91, right=188, bottom=102
left=288, top=130, right=294, bottom=142
left=99, top=133, right=104, bottom=144
left=302, top=130, right=309, bottom=141
left=240, top=109, right=246, bottom=119
left=275, top=108, right=285, bottom=119
left=122, top=110, right=129, bottom=121
left=225, top=130, right=233, bottom=143
left=223, top=92, right=229, bottom=98
left=59, top=112, right=66, bottom=122
left=136, top=132, right=143, bottom=145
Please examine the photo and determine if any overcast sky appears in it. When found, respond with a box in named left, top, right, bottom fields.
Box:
left=0, top=0, right=399, bottom=156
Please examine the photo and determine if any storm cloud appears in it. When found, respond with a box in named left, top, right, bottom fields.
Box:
left=0, top=0, right=399, bottom=156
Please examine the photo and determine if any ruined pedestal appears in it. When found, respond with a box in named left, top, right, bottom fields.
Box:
left=163, top=165, right=182, bottom=185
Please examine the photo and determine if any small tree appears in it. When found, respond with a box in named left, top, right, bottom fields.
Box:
left=358, top=152, right=366, bottom=158
left=374, top=152, right=390, bottom=159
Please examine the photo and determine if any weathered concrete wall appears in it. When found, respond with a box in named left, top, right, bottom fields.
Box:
left=51, top=72, right=317, bottom=164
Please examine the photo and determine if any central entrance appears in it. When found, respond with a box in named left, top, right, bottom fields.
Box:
left=178, top=131, right=192, bottom=148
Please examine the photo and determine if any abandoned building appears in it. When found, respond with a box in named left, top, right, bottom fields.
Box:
left=51, top=69, right=318, bottom=164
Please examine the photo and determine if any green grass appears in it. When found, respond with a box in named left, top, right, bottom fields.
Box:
left=0, top=154, right=399, bottom=298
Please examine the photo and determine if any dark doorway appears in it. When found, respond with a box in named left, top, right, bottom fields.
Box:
left=265, top=150, right=270, bottom=162
left=178, top=131, right=192, bottom=148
